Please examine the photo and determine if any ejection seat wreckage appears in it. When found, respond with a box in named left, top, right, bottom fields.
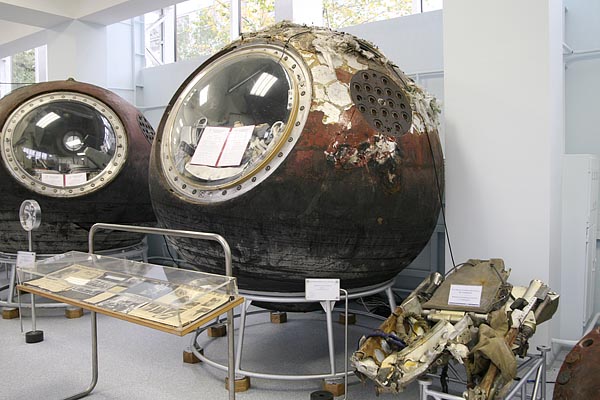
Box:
left=351, top=259, right=559, bottom=399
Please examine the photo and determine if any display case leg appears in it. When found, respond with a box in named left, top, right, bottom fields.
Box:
left=226, top=308, right=236, bottom=399
left=235, top=300, right=251, bottom=370
left=64, top=311, right=98, bottom=400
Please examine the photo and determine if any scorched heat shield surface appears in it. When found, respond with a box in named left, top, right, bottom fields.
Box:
left=150, top=23, right=444, bottom=292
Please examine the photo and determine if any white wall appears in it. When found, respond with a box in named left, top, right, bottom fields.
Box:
left=444, top=0, right=564, bottom=347
left=562, top=0, right=600, bottom=318
left=564, top=0, right=600, bottom=155
left=137, top=55, right=209, bottom=127
left=106, top=20, right=134, bottom=103
left=343, top=10, right=443, bottom=73
left=46, top=20, right=108, bottom=86
left=343, top=11, right=446, bottom=152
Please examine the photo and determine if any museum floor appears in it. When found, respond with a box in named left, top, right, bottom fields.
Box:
left=1, top=286, right=565, bottom=399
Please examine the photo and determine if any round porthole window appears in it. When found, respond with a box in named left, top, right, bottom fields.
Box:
left=1, top=92, right=128, bottom=197
left=159, top=44, right=311, bottom=203
left=62, top=131, right=85, bottom=152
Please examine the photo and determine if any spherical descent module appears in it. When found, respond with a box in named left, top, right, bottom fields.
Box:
left=149, top=22, right=444, bottom=292
left=0, top=79, right=156, bottom=253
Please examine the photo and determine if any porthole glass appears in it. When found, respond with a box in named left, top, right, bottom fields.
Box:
left=160, top=45, right=311, bottom=202
left=1, top=92, right=127, bottom=197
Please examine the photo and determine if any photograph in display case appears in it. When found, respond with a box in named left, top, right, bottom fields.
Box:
left=21, top=255, right=235, bottom=329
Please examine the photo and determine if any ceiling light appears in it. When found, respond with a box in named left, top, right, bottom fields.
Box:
left=36, top=112, right=60, bottom=128
left=199, top=85, right=209, bottom=106
left=250, top=73, right=277, bottom=97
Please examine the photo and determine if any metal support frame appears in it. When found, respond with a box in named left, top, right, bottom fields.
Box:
left=193, top=279, right=396, bottom=381
left=23, top=223, right=237, bottom=400
left=419, top=346, right=551, bottom=400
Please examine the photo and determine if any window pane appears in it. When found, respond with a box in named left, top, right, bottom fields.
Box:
left=11, top=49, right=35, bottom=92
left=422, top=0, right=443, bottom=12
left=145, top=9, right=166, bottom=67
left=176, top=0, right=231, bottom=61
left=165, top=51, right=293, bottom=187
left=323, top=0, right=417, bottom=29
left=241, top=0, right=275, bottom=33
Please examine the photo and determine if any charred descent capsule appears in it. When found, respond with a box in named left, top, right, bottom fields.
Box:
left=149, top=22, right=443, bottom=292
left=0, top=80, right=156, bottom=253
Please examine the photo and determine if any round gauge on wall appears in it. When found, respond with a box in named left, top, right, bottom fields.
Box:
left=0, top=80, right=157, bottom=254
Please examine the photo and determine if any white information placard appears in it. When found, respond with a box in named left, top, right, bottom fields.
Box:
left=216, top=125, right=254, bottom=167
left=41, top=173, right=64, bottom=187
left=448, top=284, right=483, bottom=307
left=305, top=278, right=340, bottom=301
left=191, top=126, right=229, bottom=166
left=16, top=251, right=36, bottom=270
left=190, top=125, right=254, bottom=167
left=64, top=172, right=87, bottom=186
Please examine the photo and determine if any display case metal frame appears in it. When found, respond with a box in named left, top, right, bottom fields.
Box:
left=17, top=223, right=241, bottom=400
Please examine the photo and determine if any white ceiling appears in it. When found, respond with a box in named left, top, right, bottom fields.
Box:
left=0, top=0, right=179, bottom=46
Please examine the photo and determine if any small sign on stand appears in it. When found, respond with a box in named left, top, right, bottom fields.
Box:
left=305, top=278, right=340, bottom=301
left=305, top=278, right=349, bottom=400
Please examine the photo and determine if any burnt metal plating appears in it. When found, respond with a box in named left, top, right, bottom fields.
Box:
left=553, top=327, right=600, bottom=400
left=149, top=22, right=444, bottom=292
left=137, top=114, right=156, bottom=144
left=0, top=80, right=156, bottom=253
left=350, top=69, right=412, bottom=135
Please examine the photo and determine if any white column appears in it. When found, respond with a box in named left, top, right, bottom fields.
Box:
left=46, top=20, right=108, bottom=87
left=443, top=0, right=564, bottom=346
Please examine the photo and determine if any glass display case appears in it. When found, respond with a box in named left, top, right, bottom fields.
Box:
left=17, top=251, right=240, bottom=335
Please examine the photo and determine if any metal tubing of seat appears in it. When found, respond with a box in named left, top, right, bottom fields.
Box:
left=539, top=346, right=549, bottom=400
left=505, top=357, right=543, bottom=399
left=64, top=311, right=98, bottom=400
left=531, top=365, right=542, bottom=399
